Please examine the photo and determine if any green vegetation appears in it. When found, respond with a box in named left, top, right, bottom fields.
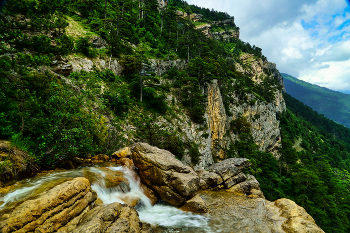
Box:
left=283, top=73, right=350, bottom=128
left=2, top=1, right=350, bottom=232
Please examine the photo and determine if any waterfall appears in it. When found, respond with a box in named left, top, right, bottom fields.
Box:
left=0, top=165, right=210, bottom=232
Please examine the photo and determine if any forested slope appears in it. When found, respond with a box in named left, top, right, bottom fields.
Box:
left=1, top=0, right=350, bottom=232
left=283, top=73, right=350, bottom=128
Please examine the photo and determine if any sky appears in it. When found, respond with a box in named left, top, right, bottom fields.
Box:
left=186, top=0, right=350, bottom=94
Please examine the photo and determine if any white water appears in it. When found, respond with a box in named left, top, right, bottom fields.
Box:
left=0, top=164, right=211, bottom=232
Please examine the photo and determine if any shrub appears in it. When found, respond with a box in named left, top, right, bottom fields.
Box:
left=56, top=34, right=74, bottom=55
left=75, top=37, right=97, bottom=58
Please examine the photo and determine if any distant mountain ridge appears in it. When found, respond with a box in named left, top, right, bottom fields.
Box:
left=282, top=73, right=350, bottom=128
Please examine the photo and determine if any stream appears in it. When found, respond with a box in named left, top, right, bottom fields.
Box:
left=0, top=164, right=211, bottom=232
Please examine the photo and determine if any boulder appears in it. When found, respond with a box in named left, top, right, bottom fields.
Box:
left=132, top=143, right=199, bottom=206
left=180, top=195, right=208, bottom=213
left=198, top=170, right=223, bottom=188
left=112, top=147, right=132, bottom=159
left=208, top=158, right=250, bottom=181
left=227, top=175, right=260, bottom=194
left=223, top=172, right=247, bottom=189
left=0, top=177, right=97, bottom=233
left=275, top=198, right=325, bottom=233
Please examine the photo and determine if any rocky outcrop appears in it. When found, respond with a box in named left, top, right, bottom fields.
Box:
left=0, top=140, right=38, bottom=187
left=275, top=198, right=325, bottom=233
left=190, top=13, right=203, bottom=22
left=211, top=29, right=240, bottom=41
left=227, top=174, right=260, bottom=193
left=198, top=189, right=324, bottom=233
left=149, top=59, right=187, bottom=76
left=51, top=55, right=73, bottom=76
left=131, top=143, right=199, bottom=206
left=198, top=158, right=258, bottom=195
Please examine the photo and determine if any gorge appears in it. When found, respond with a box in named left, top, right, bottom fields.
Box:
left=1, top=0, right=350, bottom=232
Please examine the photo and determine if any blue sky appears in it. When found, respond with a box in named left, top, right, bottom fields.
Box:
left=186, top=0, right=350, bottom=93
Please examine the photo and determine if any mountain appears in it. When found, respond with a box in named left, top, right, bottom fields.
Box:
left=1, top=0, right=350, bottom=232
left=282, top=73, right=350, bottom=128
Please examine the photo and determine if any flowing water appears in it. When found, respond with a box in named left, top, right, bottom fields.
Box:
left=0, top=164, right=211, bottom=232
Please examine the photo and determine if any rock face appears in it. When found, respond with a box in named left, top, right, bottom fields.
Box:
left=131, top=143, right=199, bottom=206
left=207, top=79, right=227, bottom=159
left=198, top=189, right=324, bottom=233
left=0, top=140, right=38, bottom=186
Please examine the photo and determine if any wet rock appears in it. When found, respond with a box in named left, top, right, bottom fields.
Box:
left=275, top=198, right=325, bottom=233
left=208, top=158, right=250, bottom=181
left=117, top=157, right=134, bottom=168
left=83, top=167, right=130, bottom=191
left=132, top=143, right=199, bottom=206
left=112, top=147, right=132, bottom=159
left=119, top=195, right=141, bottom=207
left=180, top=195, right=208, bottom=213
left=0, top=140, right=38, bottom=186
left=227, top=175, right=260, bottom=194
left=141, top=183, right=158, bottom=205
left=140, top=222, right=154, bottom=233
left=0, top=177, right=97, bottom=233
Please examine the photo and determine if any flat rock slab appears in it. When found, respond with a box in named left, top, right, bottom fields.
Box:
left=198, top=189, right=324, bottom=233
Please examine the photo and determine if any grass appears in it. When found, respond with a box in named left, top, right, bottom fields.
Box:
left=65, top=16, right=99, bottom=39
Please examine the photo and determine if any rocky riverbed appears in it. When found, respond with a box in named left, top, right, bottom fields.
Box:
left=0, top=143, right=324, bottom=233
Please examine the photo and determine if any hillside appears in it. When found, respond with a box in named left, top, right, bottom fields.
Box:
left=282, top=73, right=350, bottom=128
left=1, top=0, right=350, bottom=232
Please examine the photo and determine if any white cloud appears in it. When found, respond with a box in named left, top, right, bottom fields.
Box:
left=186, top=0, right=350, bottom=93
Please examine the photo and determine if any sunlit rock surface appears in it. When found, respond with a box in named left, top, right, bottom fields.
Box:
left=198, top=189, right=324, bottom=233
left=132, top=143, right=199, bottom=206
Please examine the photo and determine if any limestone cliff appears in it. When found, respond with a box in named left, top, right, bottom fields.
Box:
left=62, top=53, right=285, bottom=167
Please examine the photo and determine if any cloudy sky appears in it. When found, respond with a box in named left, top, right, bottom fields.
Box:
left=187, top=0, right=350, bottom=93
